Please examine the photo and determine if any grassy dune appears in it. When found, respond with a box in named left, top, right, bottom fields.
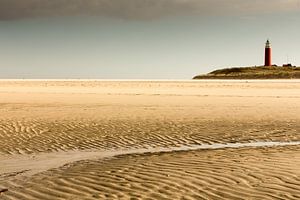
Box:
left=194, top=66, right=300, bottom=79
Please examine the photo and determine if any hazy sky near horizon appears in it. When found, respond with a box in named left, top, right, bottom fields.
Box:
left=0, top=0, right=300, bottom=79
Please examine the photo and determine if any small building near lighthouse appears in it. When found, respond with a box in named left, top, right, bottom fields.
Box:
left=264, top=40, right=272, bottom=66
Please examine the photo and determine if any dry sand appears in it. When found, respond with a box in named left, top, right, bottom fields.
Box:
left=0, top=80, right=300, bottom=199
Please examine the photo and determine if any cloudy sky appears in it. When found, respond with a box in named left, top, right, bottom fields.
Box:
left=0, top=0, right=300, bottom=79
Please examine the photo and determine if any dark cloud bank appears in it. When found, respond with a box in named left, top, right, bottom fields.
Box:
left=0, top=0, right=298, bottom=20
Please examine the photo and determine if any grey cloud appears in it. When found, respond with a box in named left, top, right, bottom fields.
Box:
left=0, top=0, right=298, bottom=20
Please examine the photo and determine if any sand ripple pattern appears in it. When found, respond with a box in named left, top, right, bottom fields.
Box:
left=0, top=119, right=299, bottom=155
left=1, top=81, right=300, bottom=199
left=2, top=146, right=300, bottom=200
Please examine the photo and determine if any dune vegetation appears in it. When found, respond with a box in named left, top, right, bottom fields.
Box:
left=194, top=66, right=300, bottom=79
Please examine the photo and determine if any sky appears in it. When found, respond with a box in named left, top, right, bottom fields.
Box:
left=0, top=0, right=300, bottom=79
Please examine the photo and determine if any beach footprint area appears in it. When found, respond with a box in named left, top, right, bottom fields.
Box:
left=0, top=80, right=300, bottom=199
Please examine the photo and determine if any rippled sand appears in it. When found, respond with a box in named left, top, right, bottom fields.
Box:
left=1, top=80, right=300, bottom=199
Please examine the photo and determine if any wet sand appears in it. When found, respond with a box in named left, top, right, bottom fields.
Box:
left=0, top=80, right=300, bottom=199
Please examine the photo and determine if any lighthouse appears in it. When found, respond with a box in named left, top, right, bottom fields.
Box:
left=264, top=40, right=272, bottom=66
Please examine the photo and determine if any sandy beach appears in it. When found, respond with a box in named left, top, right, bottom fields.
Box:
left=0, top=80, right=300, bottom=199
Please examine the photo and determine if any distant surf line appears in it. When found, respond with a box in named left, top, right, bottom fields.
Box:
left=1, top=79, right=300, bottom=83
